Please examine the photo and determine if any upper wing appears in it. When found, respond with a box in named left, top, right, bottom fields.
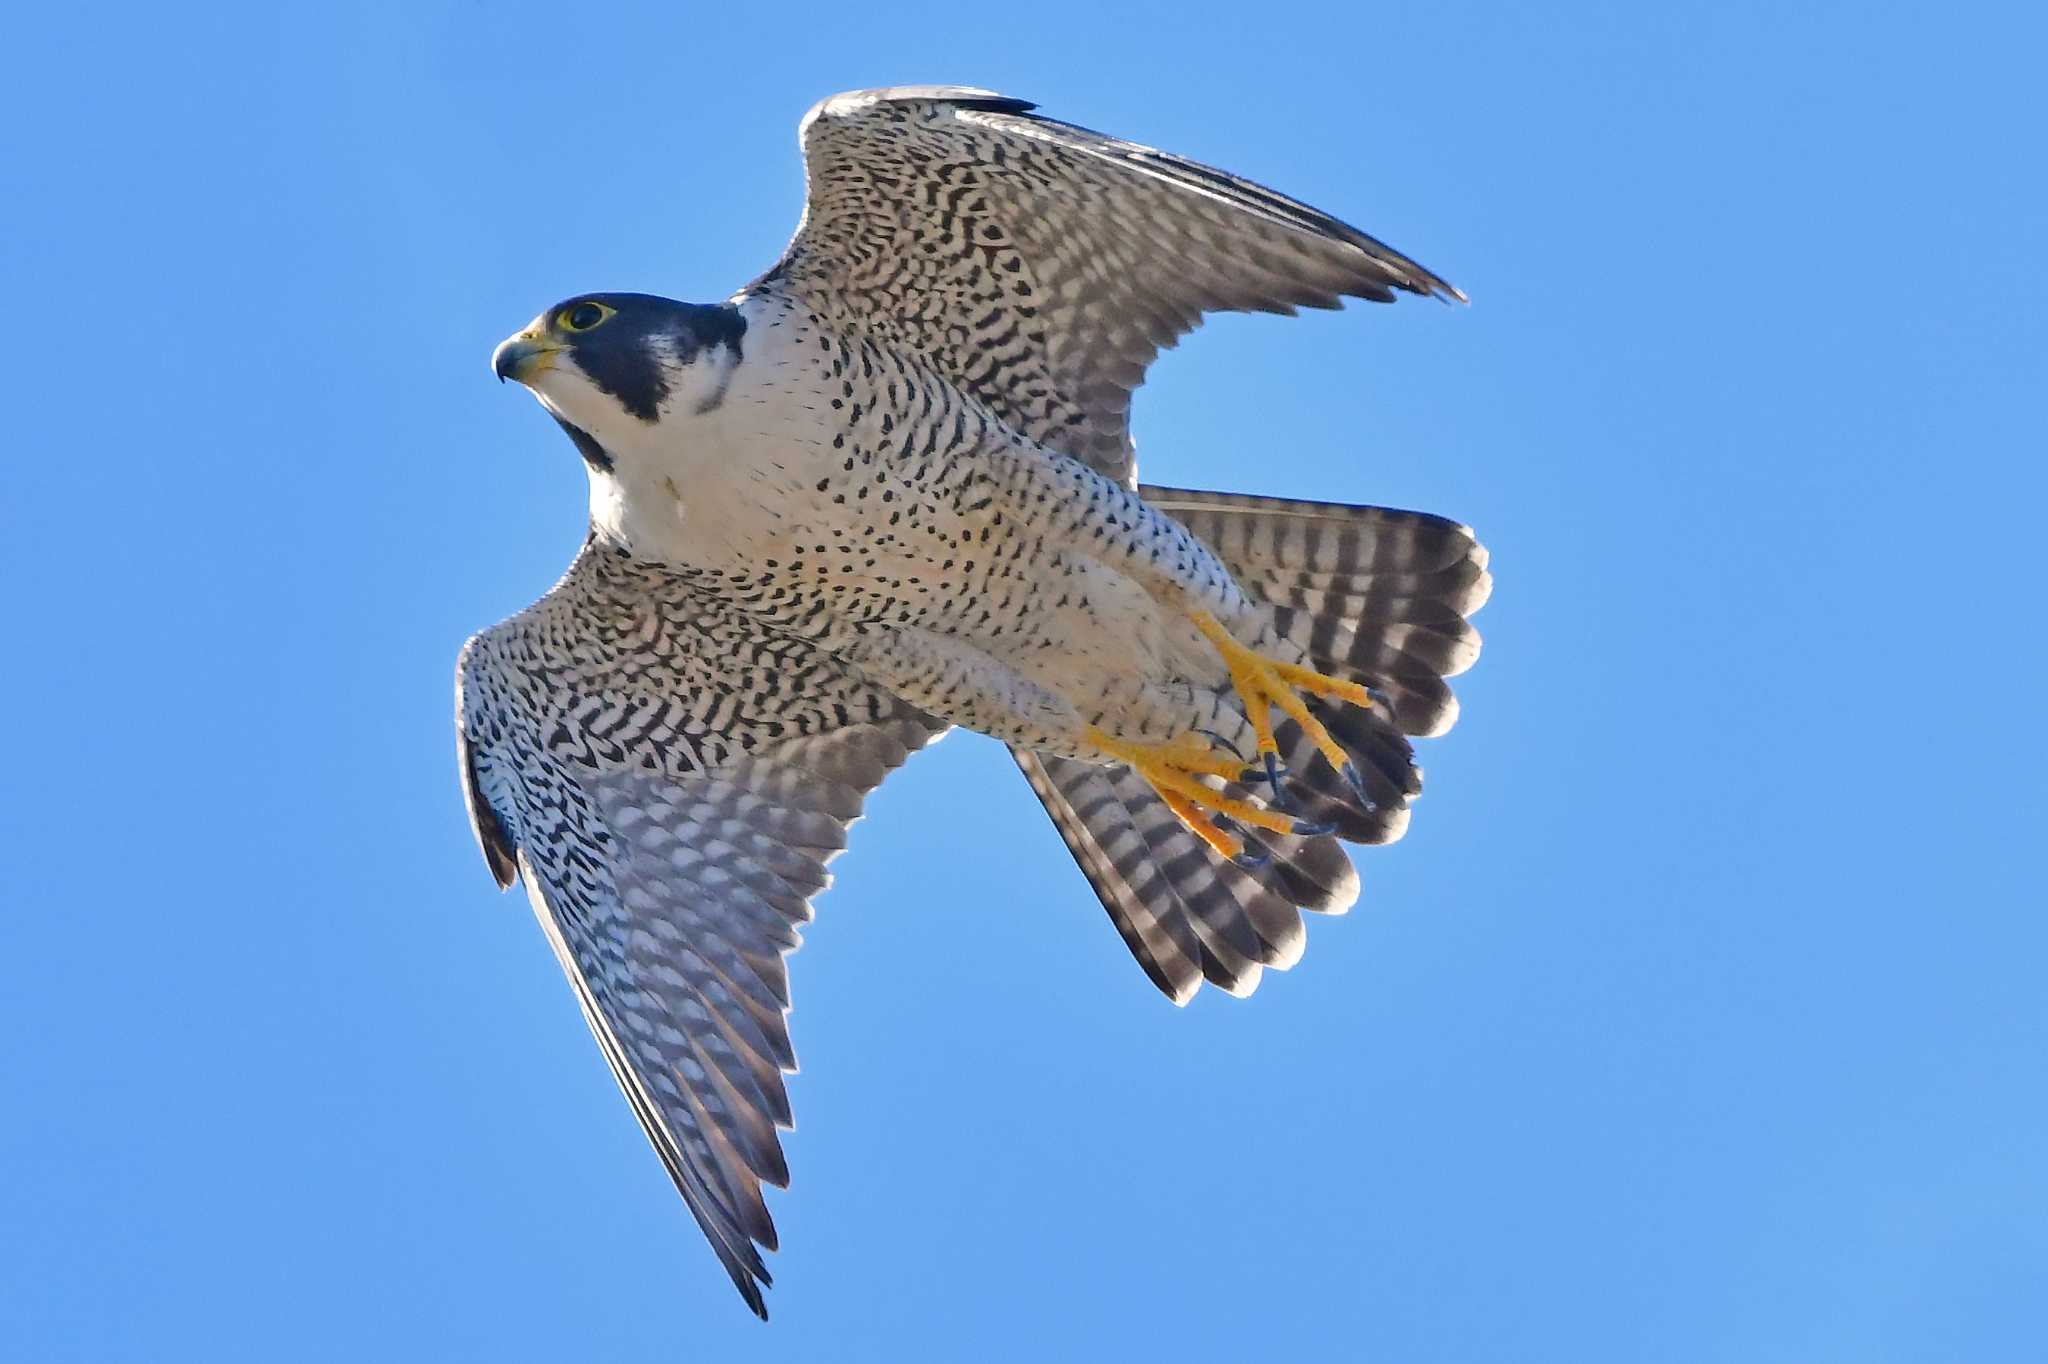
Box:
left=753, top=85, right=1462, bottom=485
left=456, top=542, right=946, bottom=1317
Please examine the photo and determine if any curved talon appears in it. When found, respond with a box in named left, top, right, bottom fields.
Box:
left=1258, top=776, right=1336, bottom=835
left=1214, top=816, right=1271, bottom=869
left=1194, top=727, right=1249, bottom=763
left=1236, top=753, right=1287, bottom=788
left=1339, top=762, right=1380, bottom=814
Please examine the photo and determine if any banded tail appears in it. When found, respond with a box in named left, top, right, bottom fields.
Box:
left=1013, top=485, right=1491, bottom=1003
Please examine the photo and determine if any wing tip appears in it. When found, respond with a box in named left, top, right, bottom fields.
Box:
left=810, top=86, right=1037, bottom=128
left=1358, top=260, right=1466, bottom=308
left=1423, top=273, right=1471, bottom=306
left=710, top=1220, right=775, bottom=1319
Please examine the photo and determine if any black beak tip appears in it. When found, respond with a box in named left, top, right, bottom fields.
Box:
left=491, top=336, right=526, bottom=384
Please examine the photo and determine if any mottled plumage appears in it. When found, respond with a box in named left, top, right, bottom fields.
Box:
left=461, top=86, right=1487, bottom=1316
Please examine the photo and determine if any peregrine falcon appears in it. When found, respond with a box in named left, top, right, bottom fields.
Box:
left=459, top=86, right=1489, bottom=1316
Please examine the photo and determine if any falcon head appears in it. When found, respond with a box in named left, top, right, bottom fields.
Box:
left=492, top=293, right=745, bottom=470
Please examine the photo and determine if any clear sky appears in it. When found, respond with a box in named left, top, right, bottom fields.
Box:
left=5, top=2, right=2044, bottom=1359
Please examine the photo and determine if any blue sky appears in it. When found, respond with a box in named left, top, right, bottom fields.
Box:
left=5, top=2, right=2044, bottom=1359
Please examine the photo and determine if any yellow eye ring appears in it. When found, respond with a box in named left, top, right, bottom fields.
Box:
left=560, top=301, right=614, bottom=333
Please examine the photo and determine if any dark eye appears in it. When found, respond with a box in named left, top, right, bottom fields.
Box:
left=561, top=301, right=613, bottom=333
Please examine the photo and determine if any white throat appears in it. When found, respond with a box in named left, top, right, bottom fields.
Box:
left=543, top=294, right=806, bottom=571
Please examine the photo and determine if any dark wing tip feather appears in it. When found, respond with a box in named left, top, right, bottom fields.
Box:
left=816, top=85, right=1037, bottom=118
left=949, top=92, right=1039, bottom=115
left=735, top=1270, right=770, bottom=1321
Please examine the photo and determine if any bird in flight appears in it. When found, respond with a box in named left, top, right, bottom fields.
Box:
left=460, top=86, right=1488, bottom=1317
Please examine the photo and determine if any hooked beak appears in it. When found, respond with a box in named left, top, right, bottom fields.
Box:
left=492, top=329, right=562, bottom=385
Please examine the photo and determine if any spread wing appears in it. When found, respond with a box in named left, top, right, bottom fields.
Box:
left=456, top=542, right=946, bottom=1317
left=754, top=85, right=1462, bottom=485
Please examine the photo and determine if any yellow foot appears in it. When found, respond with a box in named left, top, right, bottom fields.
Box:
left=1189, top=611, right=1374, bottom=797
left=1085, top=727, right=1311, bottom=864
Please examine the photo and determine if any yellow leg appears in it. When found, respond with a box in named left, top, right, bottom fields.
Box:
left=1155, top=787, right=1245, bottom=863
left=1086, top=726, right=1307, bottom=863
left=1190, top=611, right=1372, bottom=781
left=1083, top=613, right=1372, bottom=864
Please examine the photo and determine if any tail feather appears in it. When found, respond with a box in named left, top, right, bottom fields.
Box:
left=1250, top=832, right=1362, bottom=923
left=1012, top=750, right=1359, bottom=1004
left=1015, top=486, right=1486, bottom=1002
left=1144, top=485, right=1490, bottom=738
left=1268, top=702, right=1420, bottom=846
left=1013, top=751, right=1210, bottom=1002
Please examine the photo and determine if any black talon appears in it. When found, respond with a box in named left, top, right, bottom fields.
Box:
left=1289, top=818, right=1338, bottom=837
left=1236, top=752, right=1287, bottom=788
left=1194, top=727, right=1248, bottom=762
left=1340, top=761, right=1380, bottom=813
left=1211, top=814, right=1271, bottom=869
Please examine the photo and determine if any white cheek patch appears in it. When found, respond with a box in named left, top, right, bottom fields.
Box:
left=649, top=333, right=740, bottom=420
left=693, top=361, right=739, bottom=417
